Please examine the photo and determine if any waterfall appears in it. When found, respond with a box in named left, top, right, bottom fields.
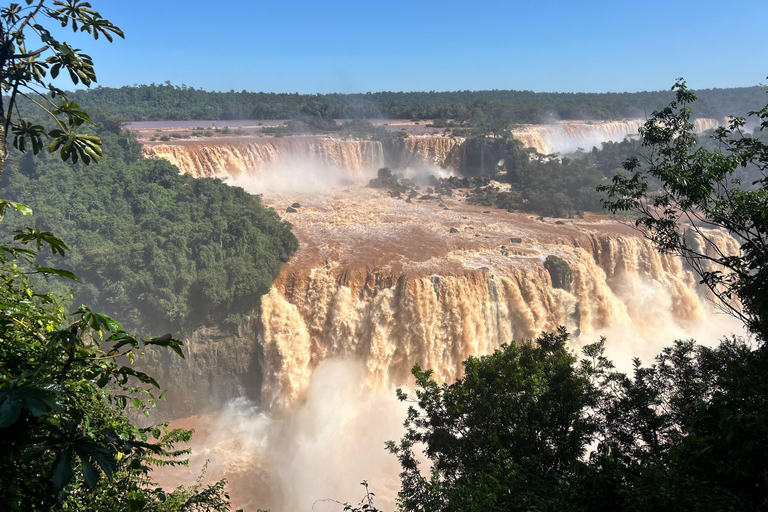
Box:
left=510, top=118, right=722, bottom=154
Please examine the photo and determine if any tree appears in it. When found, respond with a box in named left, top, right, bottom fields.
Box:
left=387, top=330, right=768, bottom=512
left=0, top=224, right=237, bottom=510
left=387, top=328, right=603, bottom=512
left=0, top=0, right=124, bottom=178
left=0, top=3, right=240, bottom=510
left=600, top=79, right=768, bottom=340
left=0, top=128, right=298, bottom=334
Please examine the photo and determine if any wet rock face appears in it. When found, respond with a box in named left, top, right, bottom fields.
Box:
left=544, top=255, right=573, bottom=292
left=143, top=121, right=723, bottom=180
left=143, top=135, right=464, bottom=178
left=135, top=322, right=263, bottom=423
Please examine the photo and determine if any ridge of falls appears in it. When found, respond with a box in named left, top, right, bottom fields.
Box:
left=154, top=190, right=742, bottom=511
left=258, top=229, right=739, bottom=410
left=510, top=117, right=721, bottom=154
left=145, top=136, right=386, bottom=178
left=143, top=118, right=722, bottom=178
left=144, top=135, right=462, bottom=178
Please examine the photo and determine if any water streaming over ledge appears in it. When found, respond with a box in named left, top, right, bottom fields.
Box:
left=142, top=123, right=740, bottom=511
left=143, top=118, right=721, bottom=176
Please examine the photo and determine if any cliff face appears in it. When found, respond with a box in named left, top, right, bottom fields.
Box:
left=138, top=321, right=263, bottom=420
left=382, top=136, right=463, bottom=170
left=145, top=136, right=384, bottom=178
left=137, top=120, right=731, bottom=418
left=258, top=232, right=732, bottom=410
left=144, top=170, right=738, bottom=511
left=141, top=183, right=738, bottom=418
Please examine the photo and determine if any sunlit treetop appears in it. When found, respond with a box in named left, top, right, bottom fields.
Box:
left=0, top=0, right=123, bottom=178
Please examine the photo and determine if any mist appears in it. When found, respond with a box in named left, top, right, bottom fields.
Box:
left=164, top=360, right=408, bottom=512
left=224, top=156, right=363, bottom=195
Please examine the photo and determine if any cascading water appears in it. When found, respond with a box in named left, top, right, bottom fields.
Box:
left=509, top=117, right=721, bottom=154
left=143, top=135, right=467, bottom=178
left=144, top=118, right=721, bottom=179
left=145, top=136, right=387, bottom=178
left=258, top=229, right=739, bottom=411
left=144, top=127, right=740, bottom=512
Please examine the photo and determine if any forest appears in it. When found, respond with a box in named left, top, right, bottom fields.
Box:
left=52, top=82, right=767, bottom=123
left=0, top=124, right=298, bottom=334
left=385, top=123, right=768, bottom=218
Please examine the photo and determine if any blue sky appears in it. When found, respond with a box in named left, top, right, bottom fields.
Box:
left=67, top=0, right=767, bottom=94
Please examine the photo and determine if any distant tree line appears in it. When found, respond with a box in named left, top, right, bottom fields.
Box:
left=39, top=82, right=767, bottom=123
left=261, top=116, right=408, bottom=140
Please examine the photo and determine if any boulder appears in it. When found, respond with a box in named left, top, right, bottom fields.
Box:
left=544, top=255, right=573, bottom=291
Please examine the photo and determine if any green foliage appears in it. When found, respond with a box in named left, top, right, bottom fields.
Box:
left=600, top=79, right=768, bottom=340
left=0, top=227, right=235, bottom=511
left=368, top=167, right=415, bottom=195
left=584, top=338, right=768, bottom=511
left=340, top=118, right=375, bottom=138
left=339, top=481, right=383, bottom=512
left=0, top=0, right=124, bottom=176
left=0, top=127, right=298, bottom=333
left=389, top=330, right=768, bottom=512
left=58, top=83, right=767, bottom=124
left=588, top=137, right=640, bottom=176
left=460, top=135, right=610, bottom=217
left=388, top=328, right=602, bottom=512
left=260, top=113, right=341, bottom=136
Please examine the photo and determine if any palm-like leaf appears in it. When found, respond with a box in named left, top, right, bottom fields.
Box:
left=0, top=377, right=64, bottom=428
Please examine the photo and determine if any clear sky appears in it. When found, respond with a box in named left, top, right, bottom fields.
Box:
left=67, top=0, right=768, bottom=94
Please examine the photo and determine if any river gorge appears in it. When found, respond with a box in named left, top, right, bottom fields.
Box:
left=138, top=120, right=741, bottom=511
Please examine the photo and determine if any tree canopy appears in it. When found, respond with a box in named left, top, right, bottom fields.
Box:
left=601, top=80, right=768, bottom=340
left=0, top=225, right=238, bottom=510
left=0, top=0, right=125, bottom=177
left=0, top=3, right=287, bottom=510
left=389, top=331, right=768, bottom=512
left=0, top=125, right=298, bottom=334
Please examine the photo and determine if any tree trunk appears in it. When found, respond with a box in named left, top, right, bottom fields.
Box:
left=480, top=139, right=485, bottom=174
left=0, top=116, right=7, bottom=183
